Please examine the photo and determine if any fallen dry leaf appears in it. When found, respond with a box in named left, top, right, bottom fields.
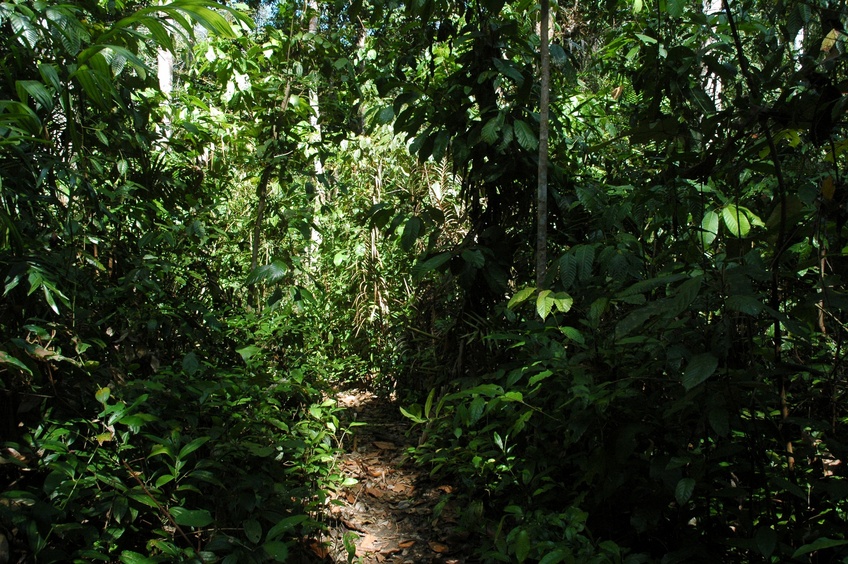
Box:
left=437, top=485, right=454, bottom=494
left=373, top=440, right=396, bottom=450
left=359, top=533, right=380, bottom=551
left=399, top=540, right=416, bottom=549
left=365, top=486, right=384, bottom=498
left=308, top=539, right=329, bottom=558
left=428, top=541, right=450, bottom=553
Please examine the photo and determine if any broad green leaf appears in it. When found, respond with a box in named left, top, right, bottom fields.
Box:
left=461, top=249, right=485, bottom=268
left=0, top=350, right=31, bottom=375
left=120, top=551, right=157, bottom=564
left=95, top=387, right=111, bottom=404
left=266, top=514, right=308, bottom=541
left=178, top=436, right=210, bottom=460
left=399, top=405, right=426, bottom=424
left=722, top=204, right=750, bottom=237
left=170, top=507, right=213, bottom=527
left=16, top=80, right=53, bottom=110
left=675, top=477, right=695, bottom=505
left=539, top=549, right=567, bottom=564
left=682, top=352, right=718, bottom=390
left=502, top=391, right=523, bottom=402
left=551, top=292, right=573, bottom=314
left=246, top=260, right=288, bottom=285
left=262, top=541, right=289, bottom=562
left=182, top=351, right=200, bottom=375
left=482, top=114, right=503, bottom=144
left=536, top=289, right=553, bottom=320
left=514, top=119, right=538, bottom=151
left=515, top=529, right=531, bottom=563
left=400, top=216, right=422, bottom=251
left=700, top=210, right=719, bottom=247
left=236, top=345, right=261, bottom=361
left=508, top=287, right=536, bottom=309
left=412, top=252, right=451, bottom=280
left=244, top=519, right=262, bottom=544
left=726, top=295, right=763, bottom=316
left=792, top=537, right=848, bottom=559
left=529, top=370, right=553, bottom=386
left=665, top=0, right=685, bottom=17
left=754, top=526, right=777, bottom=558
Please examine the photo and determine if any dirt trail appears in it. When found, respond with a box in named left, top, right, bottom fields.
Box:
left=319, top=390, right=472, bottom=563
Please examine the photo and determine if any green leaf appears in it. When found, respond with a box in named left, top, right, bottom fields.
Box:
left=482, top=114, right=503, bottom=144
left=182, top=351, right=200, bottom=375
left=178, top=436, right=210, bottom=460
left=262, top=541, right=289, bottom=562
left=16, top=80, right=53, bottom=110
left=400, top=216, right=422, bottom=251
left=665, top=0, right=685, bottom=17
left=551, top=292, right=573, bottom=314
left=95, top=387, right=111, bottom=404
left=675, top=477, right=695, bottom=505
left=722, top=204, right=750, bottom=237
left=508, top=287, right=536, bottom=309
left=700, top=210, right=719, bottom=247
left=791, top=537, right=848, bottom=559
left=539, top=549, right=567, bottom=564
left=236, top=345, right=261, bottom=362
left=266, top=514, right=308, bottom=541
left=244, top=519, right=262, bottom=544
left=411, top=252, right=451, bottom=280
left=514, top=529, right=531, bottom=563
left=246, top=259, right=288, bottom=285
left=536, top=289, right=553, bottom=320
left=0, top=350, right=32, bottom=375
left=682, top=352, right=718, bottom=390
left=754, top=526, right=777, bottom=558
left=170, top=507, right=213, bottom=528
left=513, top=119, right=538, bottom=151
left=120, top=551, right=157, bottom=564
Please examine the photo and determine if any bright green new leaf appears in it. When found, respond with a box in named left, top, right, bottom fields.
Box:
left=246, top=259, right=288, bottom=285
left=722, top=204, right=750, bottom=237
left=536, top=289, right=553, bottom=320
left=508, top=286, right=536, bottom=309
left=682, top=352, right=718, bottom=390
left=700, top=210, right=719, bottom=247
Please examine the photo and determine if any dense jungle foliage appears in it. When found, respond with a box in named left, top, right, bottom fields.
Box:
left=1, top=0, right=848, bottom=562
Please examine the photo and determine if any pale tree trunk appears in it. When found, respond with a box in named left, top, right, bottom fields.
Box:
left=157, top=0, right=173, bottom=135
left=307, top=0, right=324, bottom=260
left=702, top=0, right=722, bottom=109
left=536, top=0, right=550, bottom=290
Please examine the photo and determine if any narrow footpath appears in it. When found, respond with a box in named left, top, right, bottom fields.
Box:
left=319, top=390, right=473, bottom=563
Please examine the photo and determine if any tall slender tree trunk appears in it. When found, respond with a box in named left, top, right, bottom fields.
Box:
left=536, top=0, right=550, bottom=290
left=249, top=166, right=273, bottom=309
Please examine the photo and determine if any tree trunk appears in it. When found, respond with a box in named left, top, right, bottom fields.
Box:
left=536, top=0, right=550, bottom=290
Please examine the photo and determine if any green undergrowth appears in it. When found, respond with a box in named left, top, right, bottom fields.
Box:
left=0, top=316, right=350, bottom=563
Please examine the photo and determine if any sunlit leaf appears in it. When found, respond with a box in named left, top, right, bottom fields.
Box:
left=508, top=287, right=536, bottom=309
